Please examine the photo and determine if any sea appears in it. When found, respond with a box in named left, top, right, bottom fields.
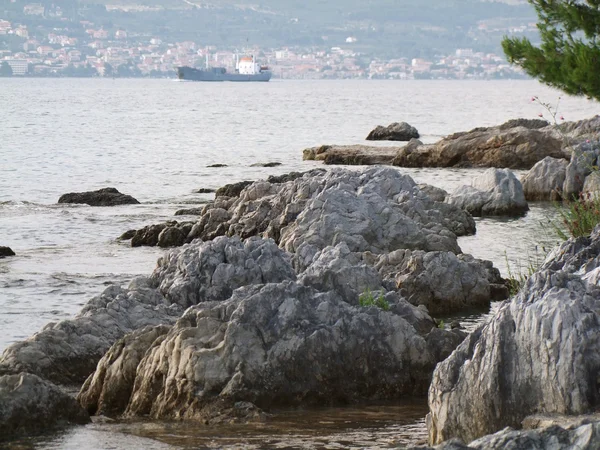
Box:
left=0, top=78, right=598, bottom=449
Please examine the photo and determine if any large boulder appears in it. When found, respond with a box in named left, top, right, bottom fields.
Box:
left=447, top=168, right=528, bottom=217
left=0, top=246, right=15, bottom=258
left=392, top=123, right=564, bottom=169
left=415, top=421, right=600, bottom=450
left=375, top=250, right=507, bottom=314
left=84, top=281, right=461, bottom=422
left=582, top=171, right=600, bottom=200
left=58, top=187, right=140, bottom=206
left=427, top=227, right=600, bottom=444
left=562, top=141, right=600, bottom=199
left=366, top=122, right=420, bottom=141
left=521, top=156, right=568, bottom=201
left=0, top=373, right=89, bottom=440
left=125, top=168, right=476, bottom=255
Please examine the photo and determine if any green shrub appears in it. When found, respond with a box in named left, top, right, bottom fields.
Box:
left=359, top=288, right=390, bottom=311
left=554, top=192, right=600, bottom=240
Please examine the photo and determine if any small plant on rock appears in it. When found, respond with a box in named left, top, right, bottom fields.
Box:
left=554, top=191, right=600, bottom=239
left=359, top=288, right=390, bottom=311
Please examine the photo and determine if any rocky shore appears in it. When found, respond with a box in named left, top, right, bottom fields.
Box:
left=3, top=116, right=600, bottom=447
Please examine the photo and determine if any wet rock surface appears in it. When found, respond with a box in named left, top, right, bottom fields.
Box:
left=0, top=246, right=15, bottom=258
left=366, top=122, right=420, bottom=141
left=0, top=373, right=90, bottom=440
left=447, top=168, right=528, bottom=217
left=427, top=226, right=600, bottom=445
left=58, top=187, right=140, bottom=206
left=303, top=144, right=399, bottom=165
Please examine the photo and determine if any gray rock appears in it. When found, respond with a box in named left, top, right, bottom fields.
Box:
left=417, top=422, right=600, bottom=449
left=563, top=141, right=600, bottom=199
left=419, top=184, right=448, bottom=202
left=447, top=168, right=528, bottom=217
left=207, top=164, right=228, bottom=168
left=157, top=226, right=186, bottom=248
left=582, top=171, right=600, bottom=199
left=498, top=118, right=549, bottom=130
left=521, top=156, right=568, bottom=201
left=0, top=280, right=183, bottom=385
left=215, top=180, right=253, bottom=198
left=195, top=188, right=216, bottom=194
left=0, top=246, right=15, bottom=258
left=150, top=236, right=297, bottom=308
left=366, top=122, right=420, bottom=141
left=427, top=268, right=600, bottom=444
left=376, top=250, right=507, bottom=315
left=0, top=373, right=89, bottom=440
left=97, top=281, right=456, bottom=422
left=250, top=162, right=282, bottom=167
left=303, top=144, right=400, bottom=165
left=131, top=221, right=193, bottom=247
left=174, top=207, right=207, bottom=216
left=58, top=187, right=140, bottom=206
left=78, top=325, right=171, bottom=416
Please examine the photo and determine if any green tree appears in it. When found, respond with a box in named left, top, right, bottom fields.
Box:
left=502, top=0, right=600, bottom=100
left=0, top=61, right=13, bottom=77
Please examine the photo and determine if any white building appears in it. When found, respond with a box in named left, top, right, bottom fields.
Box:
left=4, top=59, right=28, bottom=75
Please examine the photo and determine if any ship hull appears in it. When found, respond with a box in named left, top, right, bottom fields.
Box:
left=177, top=66, right=272, bottom=82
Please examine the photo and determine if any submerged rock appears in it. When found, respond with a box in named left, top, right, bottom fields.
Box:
left=0, top=373, right=90, bottom=440
left=0, top=246, right=15, bottom=258
left=366, top=122, right=420, bottom=141
left=58, top=187, right=140, bottom=206
left=521, top=156, right=568, bottom=201
left=447, top=168, right=528, bottom=217
left=303, top=144, right=399, bottom=165
left=250, top=162, right=282, bottom=167
left=86, top=281, right=457, bottom=422
left=427, top=227, right=600, bottom=444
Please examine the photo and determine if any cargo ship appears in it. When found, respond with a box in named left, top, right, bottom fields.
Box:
left=177, top=55, right=272, bottom=82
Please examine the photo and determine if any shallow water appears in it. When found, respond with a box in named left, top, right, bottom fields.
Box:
left=0, top=78, right=597, bottom=448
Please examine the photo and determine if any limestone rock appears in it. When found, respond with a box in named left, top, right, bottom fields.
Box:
left=582, top=171, right=600, bottom=199
left=447, top=168, right=528, bottom=217
left=366, top=122, right=420, bottom=141
left=112, top=281, right=454, bottom=422
left=521, top=156, right=568, bottom=201
left=58, top=187, right=140, bottom=206
left=78, top=325, right=171, bottom=416
left=215, top=180, right=253, bottom=198
left=563, top=141, right=600, bottom=199
left=427, top=268, right=600, bottom=444
left=150, top=236, right=297, bottom=308
left=376, top=250, right=507, bottom=314
left=302, top=144, right=399, bottom=165
left=0, top=373, right=89, bottom=440
left=419, top=184, right=448, bottom=202
left=392, top=124, right=564, bottom=169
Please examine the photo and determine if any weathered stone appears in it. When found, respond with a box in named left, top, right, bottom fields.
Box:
left=427, top=267, right=600, bottom=444
left=0, top=373, right=90, bottom=440
left=157, top=226, right=185, bottom=248
left=498, top=118, right=549, bottom=130
left=447, top=169, right=528, bottom=217
left=392, top=124, right=564, bottom=169
left=366, top=122, right=420, bottom=141
left=174, top=207, right=205, bottom=216
left=303, top=144, right=399, bottom=165
left=150, top=236, right=297, bottom=308
left=0, top=279, right=183, bottom=385
left=418, top=422, right=600, bottom=450
left=0, top=246, right=15, bottom=258
left=107, top=281, right=457, bottom=422
left=207, top=164, right=228, bottom=168
left=195, top=188, right=216, bottom=194
left=419, top=184, right=448, bottom=202
left=563, top=141, right=600, bottom=199
left=215, top=180, right=253, bottom=198
left=58, top=187, right=140, bottom=207
left=375, top=250, right=507, bottom=314
left=521, top=156, right=568, bottom=201
left=582, top=171, right=600, bottom=199
left=78, top=325, right=171, bottom=417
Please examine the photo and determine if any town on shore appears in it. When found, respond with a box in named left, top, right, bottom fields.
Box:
left=0, top=15, right=528, bottom=80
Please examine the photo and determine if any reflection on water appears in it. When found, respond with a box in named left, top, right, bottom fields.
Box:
left=8, top=403, right=429, bottom=450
